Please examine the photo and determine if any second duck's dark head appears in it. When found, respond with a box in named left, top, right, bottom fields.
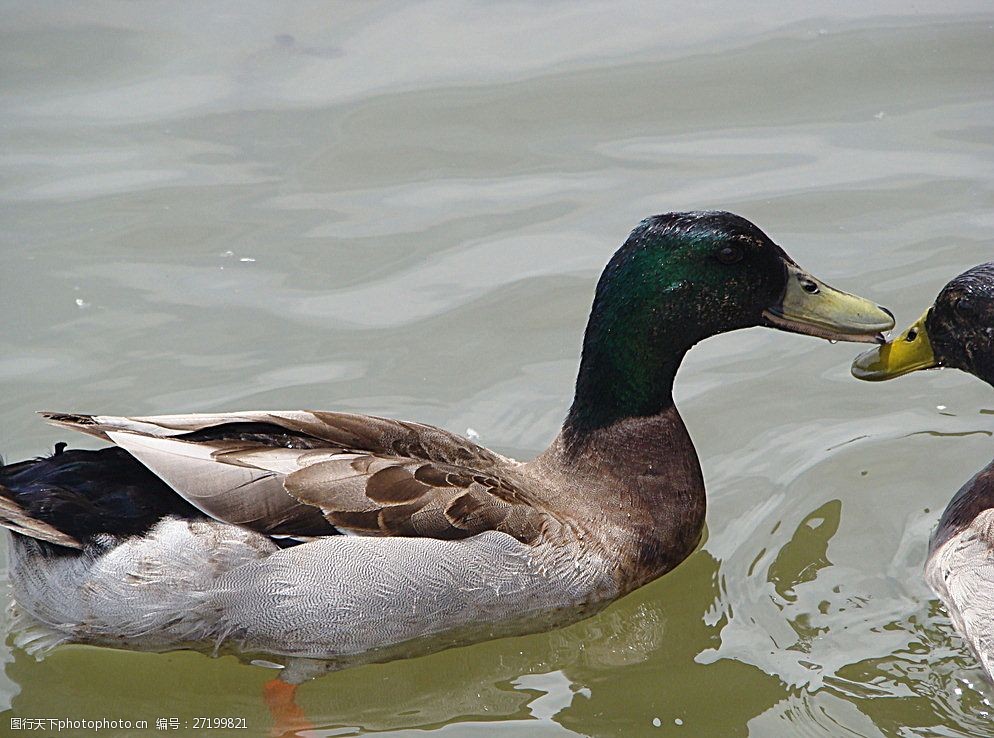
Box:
left=852, top=262, right=994, bottom=388
left=566, top=211, right=894, bottom=435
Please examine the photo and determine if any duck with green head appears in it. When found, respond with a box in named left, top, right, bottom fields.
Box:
left=0, top=212, right=893, bottom=678
left=853, top=262, right=994, bottom=679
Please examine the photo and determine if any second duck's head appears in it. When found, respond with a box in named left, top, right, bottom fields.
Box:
left=567, top=211, right=895, bottom=434
left=852, top=262, right=994, bottom=388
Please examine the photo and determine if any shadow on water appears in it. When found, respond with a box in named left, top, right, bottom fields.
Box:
left=701, top=437, right=994, bottom=737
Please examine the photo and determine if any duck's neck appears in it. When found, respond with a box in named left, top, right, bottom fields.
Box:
left=564, top=349, right=685, bottom=445
left=562, top=279, right=695, bottom=446
left=537, top=405, right=706, bottom=589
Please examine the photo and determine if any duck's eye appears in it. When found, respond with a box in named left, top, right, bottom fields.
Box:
left=716, top=246, right=743, bottom=265
left=956, top=296, right=974, bottom=314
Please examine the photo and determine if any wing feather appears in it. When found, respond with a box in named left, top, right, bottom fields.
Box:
left=105, top=432, right=334, bottom=536
left=44, top=410, right=547, bottom=543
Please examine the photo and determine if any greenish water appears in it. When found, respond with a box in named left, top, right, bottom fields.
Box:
left=2, top=2, right=994, bottom=736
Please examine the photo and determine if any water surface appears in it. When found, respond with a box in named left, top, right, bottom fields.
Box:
left=2, top=2, right=994, bottom=736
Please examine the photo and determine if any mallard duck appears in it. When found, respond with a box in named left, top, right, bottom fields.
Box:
left=852, top=262, right=994, bottom=678
left=1, top=212, right=894, bottom=673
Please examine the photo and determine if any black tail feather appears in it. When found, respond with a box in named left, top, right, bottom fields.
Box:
left=0, top=446, right=204, bottom=548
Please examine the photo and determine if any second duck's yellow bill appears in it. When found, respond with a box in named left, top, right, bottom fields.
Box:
left=851, top=309, right=938, bottom=381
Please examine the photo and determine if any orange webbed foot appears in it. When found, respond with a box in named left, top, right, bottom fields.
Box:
left=264, top=678, right=315, bottom=737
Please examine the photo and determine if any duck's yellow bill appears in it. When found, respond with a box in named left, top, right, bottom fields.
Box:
left=763, top=263, right=896, bottom=343
left=851, top=309, right=938, bottom=381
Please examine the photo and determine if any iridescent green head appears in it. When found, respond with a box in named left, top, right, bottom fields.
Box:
left=565, top=211, right=894, bottom=438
